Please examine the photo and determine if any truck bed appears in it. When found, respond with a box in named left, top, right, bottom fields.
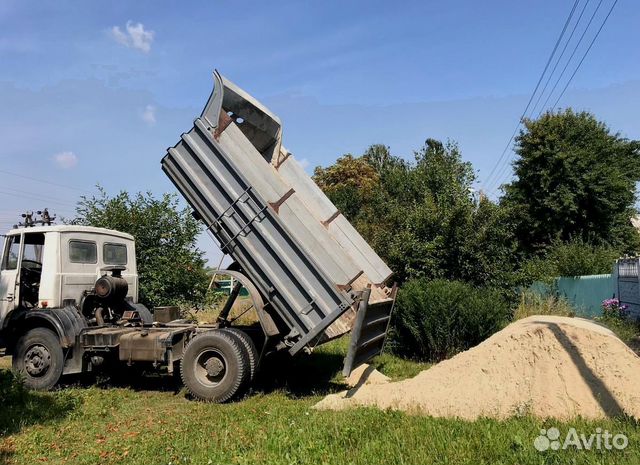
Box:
left=162, top=71, right=394, bottom=357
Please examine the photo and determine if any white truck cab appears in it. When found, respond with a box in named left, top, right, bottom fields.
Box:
left=0, top=225, right=137, bottom=327
left=0, top=222, right=147, bottom=391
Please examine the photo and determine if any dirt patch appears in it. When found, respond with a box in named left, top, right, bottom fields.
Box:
left=315, top=316, right=640, bottom=420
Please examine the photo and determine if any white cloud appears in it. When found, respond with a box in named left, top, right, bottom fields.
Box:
left=109, top=26, right=129, bottom=48
left=142, top=104, right=156, bottom=125
left=109, top=21, right=154, bottom=53
left=53, top=151, right=78, bottom=169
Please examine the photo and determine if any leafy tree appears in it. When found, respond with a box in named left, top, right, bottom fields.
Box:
left=314, top=140, right=520, bottom=290
left=503, top=109, right=640, bottom=253
left=72, top=188, right=209, bottom=308
left=313, top=154, right=380, bottom=219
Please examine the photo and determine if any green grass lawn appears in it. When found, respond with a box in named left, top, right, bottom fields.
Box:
left=1, top=339, right=638, bottom=465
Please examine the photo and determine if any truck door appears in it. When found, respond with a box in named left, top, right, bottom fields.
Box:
left=0, top=234, right=22, bottom=320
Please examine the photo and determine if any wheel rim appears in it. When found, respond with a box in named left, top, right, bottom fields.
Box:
left=24, top=343, right=52, bottom=377
left=194, top=348, right=228, bottom=387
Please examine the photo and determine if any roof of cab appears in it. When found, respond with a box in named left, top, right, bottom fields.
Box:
left=5, top=225, right=134, bottom=241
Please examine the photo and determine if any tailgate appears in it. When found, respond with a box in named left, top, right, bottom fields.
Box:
left=342, top=285, right=397, bottom=377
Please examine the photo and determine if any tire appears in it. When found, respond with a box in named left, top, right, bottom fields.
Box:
left=12, top=327, right=64, bottom=391
left=220, top=328, right=259, bottom=382
left=180, top=330, right=249, bottom=402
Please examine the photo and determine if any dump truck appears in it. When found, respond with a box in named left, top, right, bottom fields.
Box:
left=0, top=72, right=396, bottom=401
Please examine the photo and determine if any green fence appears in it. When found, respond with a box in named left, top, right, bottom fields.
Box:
left=213, top=278, right=250, bottom=297
left=531, top=274, right=615, bottom=318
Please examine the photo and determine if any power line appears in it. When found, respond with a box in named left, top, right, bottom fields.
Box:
left=0, top=189, right=77, bottom=208
left=551, top=0, right=619, bottom=108
left=529, top=0, right=592, bottom=117
left=0, top=185, right=79, bottom=206
left=534, top=0, right=606, bottom=118
left=488, top=0, right=619, bottom=192
left=482, top=0, right=581, bottom=192
left=0, top=169, right=94, bottom=194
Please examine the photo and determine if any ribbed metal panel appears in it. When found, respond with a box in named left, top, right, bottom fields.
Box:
left=161, top=70, right=396, bottom=363
left=217, top=124, right=362, bottom=287
left=275, top=152, right=393, bottom=285
left=162, top=118, right=354, bottom=353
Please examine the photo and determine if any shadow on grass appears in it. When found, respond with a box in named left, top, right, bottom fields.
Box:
left=58, top=348, right=347, bottom=400
left=58, top=364, right=182, bottom=394
left=0, top=370, right=79, bottom=465
left=253, top=346, right=347, bottom=398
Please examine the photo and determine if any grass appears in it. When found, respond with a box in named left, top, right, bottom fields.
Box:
left=184, top=296, right=259, bottom=326
left=513, top=290, right=576, bottom=320
left=1, top=338, right=639, bottom=465
left=597, top=316, right=640, bottom=354
left=512, top=291, right=640, bottom=356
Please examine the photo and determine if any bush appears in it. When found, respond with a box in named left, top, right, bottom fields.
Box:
left=390, top=279, right=511, bottom=362
left=0, top=370, right=29, bottom=407
left=522, top=239, right=619, bottom=282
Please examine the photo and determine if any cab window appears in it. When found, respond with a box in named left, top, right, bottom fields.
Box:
left=103, top=243, right=127, bottom=265
left=1, top=235, right=20, bottom=270
left=69, top=240, right=97, bottom=264
left=23, top=233, right=44, bottom=264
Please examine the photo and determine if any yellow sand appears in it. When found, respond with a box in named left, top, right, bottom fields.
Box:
left=315, top=316, right=640, bottom=420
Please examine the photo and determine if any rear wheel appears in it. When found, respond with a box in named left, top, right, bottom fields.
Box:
left=221, top=328, right=259, bottom=382
left=180, top=330, right=249, bottom=402
left=12, top=328, right=64, bottom=391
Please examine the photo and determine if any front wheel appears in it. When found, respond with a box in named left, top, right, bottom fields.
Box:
left=12, top=328, right=64, bottom=390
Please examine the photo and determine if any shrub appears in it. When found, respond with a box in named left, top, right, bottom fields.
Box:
left=549, top=239, right=619, bottom=277
left=522, top=239, right=619, bottom=282
left=390, top=279, right=511, bottom=362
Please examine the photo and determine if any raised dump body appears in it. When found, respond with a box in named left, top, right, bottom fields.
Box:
left=162, top=71, right=395, bottom=368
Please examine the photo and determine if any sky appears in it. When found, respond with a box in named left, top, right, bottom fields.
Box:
left=0, top=0, right=638, bottom=263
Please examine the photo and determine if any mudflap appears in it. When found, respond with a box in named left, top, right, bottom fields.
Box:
left=342, top=284, right=397, bottom=377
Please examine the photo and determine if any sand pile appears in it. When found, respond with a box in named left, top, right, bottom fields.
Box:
left=316, top=316, right=640, bottom=420
left=344, top=363, right=390, bottom=388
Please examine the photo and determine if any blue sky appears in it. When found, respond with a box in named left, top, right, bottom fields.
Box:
left=1, top=0, right=638, bottom=262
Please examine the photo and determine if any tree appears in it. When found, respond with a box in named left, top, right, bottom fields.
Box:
left=314, top=139, right=520, bottom=290
left=313, top=154, right=380, bottom=220
left=503, top=109, right=640, bottom=253
left=72, top=188, right=209, bottom=308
